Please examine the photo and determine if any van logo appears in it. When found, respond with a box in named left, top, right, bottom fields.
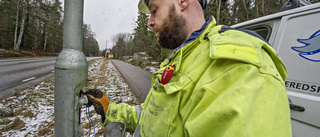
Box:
left=291, top=30, right=320, bottom=62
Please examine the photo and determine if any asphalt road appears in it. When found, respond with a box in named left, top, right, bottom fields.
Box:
left=0, top=57, right=100, bottom=98
left=111, top=60, right=152, bottom=102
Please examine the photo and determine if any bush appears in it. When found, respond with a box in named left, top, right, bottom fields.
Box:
left=137, top=60, right=146, bottom=68
left=129, top=60, right=147, bottom=68
left=21, top=51, right=35, bottom=56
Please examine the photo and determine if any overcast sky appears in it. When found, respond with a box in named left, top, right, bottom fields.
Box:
left=83, top=0, right=140, bottom=50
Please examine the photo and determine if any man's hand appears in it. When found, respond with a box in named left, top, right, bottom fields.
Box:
left=85, top=89, right=109, bottom=121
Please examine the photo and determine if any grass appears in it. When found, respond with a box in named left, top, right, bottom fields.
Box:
left=50, top=86, right=54, bottom=91
left=0, top=117, right=25, bottom=132
left=82, top=110, right=102, bottom=137
left=0, top=108, right=14, bottom=117
left=0, top=107, right=26, bottom=132
left=92, top=117, right=100, bottom=126
left=0, top=48, right=58, bottom=58
left=13, top=108, right=24, bottom=116
left=0, top=58, right=140, bottom=136
left=37, top=121, right=54, bottom=136
left=83, top=121, right=92, bottom=129
left=38, top=128, right=52, bottom=136
left=95, top=128, right=104, bottom=137
left=21, top=51, right=35, bottom=56
left=32, top=103, right=39, bottom=110
left=129, top=60, right=147, bottom=68
left=0, top=118, right=11, bottom=125
left=21, top=110, right=34, bottom=118
left=29, top=92, right=45, bottom=99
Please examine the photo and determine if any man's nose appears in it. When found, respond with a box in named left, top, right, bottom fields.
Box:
left=147, top=15, right=155, bottom=27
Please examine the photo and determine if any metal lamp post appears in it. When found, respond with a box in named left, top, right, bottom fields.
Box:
left=54, top=0, right=87, bottom=136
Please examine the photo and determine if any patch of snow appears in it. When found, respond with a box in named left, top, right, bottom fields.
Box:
left=146, top=66, right=159, bottom=73
left=0, top=58, right=139, bottom=136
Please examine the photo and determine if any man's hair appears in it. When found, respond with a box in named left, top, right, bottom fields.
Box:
left=145, top=0, right=150, bottom=7
left=144, top=0, right=207, bottom=9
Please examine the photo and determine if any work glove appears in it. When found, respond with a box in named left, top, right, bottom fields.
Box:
left=85, top=89, right=109, bottom=122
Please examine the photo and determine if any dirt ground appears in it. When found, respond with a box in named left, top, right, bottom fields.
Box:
left=0, top=48, right=58, bottom=58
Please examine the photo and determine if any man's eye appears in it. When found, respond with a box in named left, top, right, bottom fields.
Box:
left=152, top=9, right=157, bottom=15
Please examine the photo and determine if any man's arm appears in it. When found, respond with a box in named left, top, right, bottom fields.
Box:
left=103, top=102, right=142, bottom=133
left=85, top=88, right=142, bottom=133
left=184, top=62, right=291, bottom=137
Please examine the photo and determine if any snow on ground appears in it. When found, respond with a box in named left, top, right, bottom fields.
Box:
left=0, top=58, right=140, bottom=136
left=145, top=66, right=158, bottom=73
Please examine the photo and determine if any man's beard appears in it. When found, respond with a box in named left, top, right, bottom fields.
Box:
left=157, top=6, right=188, bottom=49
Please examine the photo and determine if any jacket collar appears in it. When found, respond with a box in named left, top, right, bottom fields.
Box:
left=160, top=16, right=217, bottom=71
left=166, top=16, right=216, bottom=61
left=174, top=17, right=213, bottom=52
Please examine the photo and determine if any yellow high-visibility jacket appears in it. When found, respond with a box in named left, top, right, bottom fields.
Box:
left=103, top=17, right=292, bottom=137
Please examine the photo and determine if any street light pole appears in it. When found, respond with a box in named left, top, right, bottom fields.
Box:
left=54, top=0, right=87, bottom=136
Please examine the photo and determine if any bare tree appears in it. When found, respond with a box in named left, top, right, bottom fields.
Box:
left=14, top=0, right=27, bottom=51
left=14, top=0, right=20, bottom=48
left=242, top=0, right=249, bottom=20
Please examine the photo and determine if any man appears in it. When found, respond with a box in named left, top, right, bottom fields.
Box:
left=85, top=0, right=292, bottom=136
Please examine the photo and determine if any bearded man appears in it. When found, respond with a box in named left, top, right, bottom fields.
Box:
left=85, top=0, right=292, bottom=136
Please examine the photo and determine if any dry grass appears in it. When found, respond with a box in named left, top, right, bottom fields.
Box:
left=1, top=58, right=140, bottom=136
left=0, top=108, right=14, bottom=117
left=0, top=118, right=11, bottom=125
left=83, top=121, right=92, bottom=129
left=1, top=117, right=25, bottom=132
left=38, top=128, right=52, bottom=136
left=14, top=108, right=24, bottom=116
left=21, top=110, right=34, bottom=118
left=37, top=121, right=54, bottom=136
left=92, top=117, right=100, bottom=126
left=95, top=128, right=104, bottom=137
left=32, top=103, right=39, bottom=110
left=82, top=110, right=96, bottom=129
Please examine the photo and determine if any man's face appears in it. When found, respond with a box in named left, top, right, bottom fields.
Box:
left=148, top=0, right=188, bottom=49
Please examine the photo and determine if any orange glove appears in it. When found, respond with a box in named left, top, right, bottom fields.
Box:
left=85, top=89, right=109, bottom=121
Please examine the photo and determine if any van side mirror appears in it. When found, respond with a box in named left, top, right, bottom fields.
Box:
left=281, top=0, right=300, bottom=11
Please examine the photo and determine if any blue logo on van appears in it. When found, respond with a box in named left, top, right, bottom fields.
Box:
left=291, top=30, right=320, bottom=62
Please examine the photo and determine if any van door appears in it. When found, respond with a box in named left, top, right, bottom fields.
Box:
left=272, top=8, right=320, bottom=137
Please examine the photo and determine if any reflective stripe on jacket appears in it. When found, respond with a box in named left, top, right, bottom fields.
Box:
left=103, top=17, right=292, bottom=137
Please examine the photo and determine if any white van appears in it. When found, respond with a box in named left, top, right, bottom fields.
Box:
left=232, top=1, right=320, bottom=136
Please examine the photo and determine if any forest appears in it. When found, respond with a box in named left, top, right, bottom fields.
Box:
left=0, top=0, right=99, bottom=56
left=109, top=0, right=320, bottom=62
left=1, top=0, right=319, bottom=59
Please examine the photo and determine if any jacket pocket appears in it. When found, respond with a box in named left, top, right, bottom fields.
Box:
left=140, top=74, right=192, bottom=136
left=162, top=74, right=193, bottom=94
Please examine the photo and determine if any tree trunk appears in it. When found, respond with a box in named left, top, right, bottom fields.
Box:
left=262, top=0, right=265, bottom=16
left=34, top=21, right=38, bottom=49
left=14, top=0, right=20, bottom=48
left=216, top=0, right=221, bottom=24
left=51, top=38, right=54, bottom=52
left=242, top=0, right=249, bottom=20
left=231, top=0, right=238, bottom=24
left=255, top=0, right=259, bottom=17
left=22, top=4, right=30, bottom=50
left=34, top=19, right=41, bottom=49
left=15, top=1, right=27, bottom=51
left=43, top=32, right=47, bottom=51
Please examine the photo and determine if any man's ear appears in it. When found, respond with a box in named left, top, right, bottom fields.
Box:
left=178, top=0, right=189, bottom=11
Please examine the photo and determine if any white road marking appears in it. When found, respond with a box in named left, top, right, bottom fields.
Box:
left=22, top=77, right=36, bottom=82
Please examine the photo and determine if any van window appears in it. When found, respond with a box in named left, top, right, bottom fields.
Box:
left=250, top=26, right=271, bottom=41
